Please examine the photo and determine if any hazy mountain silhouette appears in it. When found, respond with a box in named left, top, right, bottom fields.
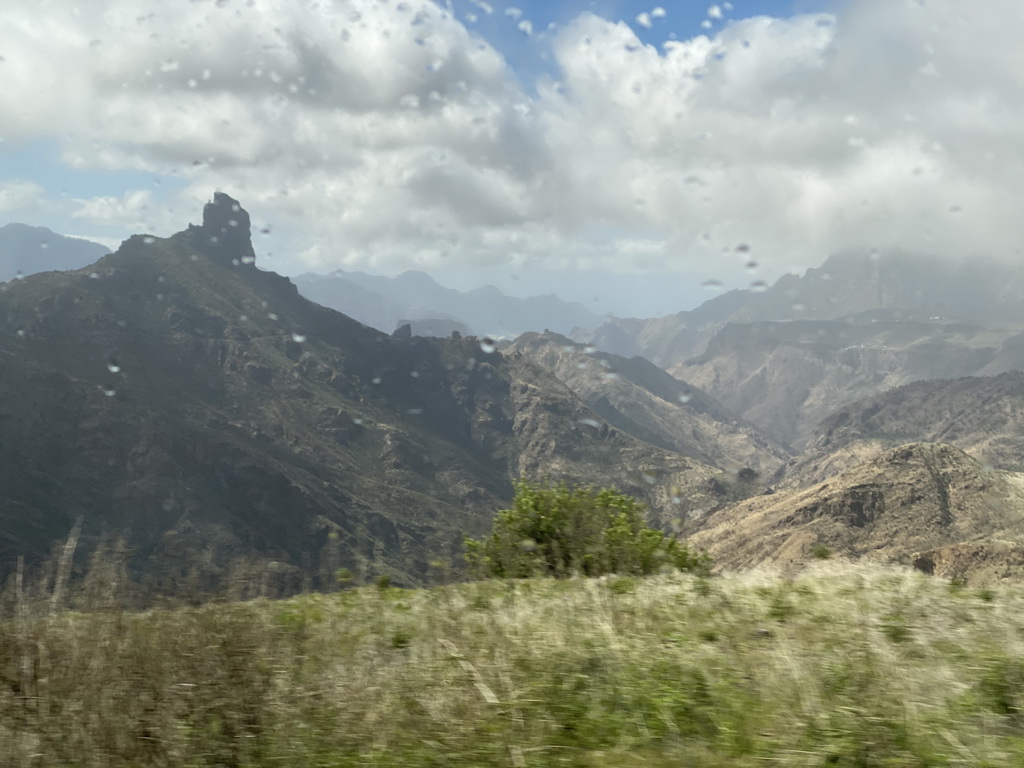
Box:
left=0, top=223, right=110, bottom=282
left=295, top=268, right=604, bottom=338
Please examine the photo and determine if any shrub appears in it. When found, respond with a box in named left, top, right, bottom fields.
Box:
left=464, top=480, right=711, bottom=579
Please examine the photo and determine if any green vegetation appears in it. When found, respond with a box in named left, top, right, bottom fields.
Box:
left=5, top=562, right=1024, bottom=765
left=464, top=481, right=711, bottom=579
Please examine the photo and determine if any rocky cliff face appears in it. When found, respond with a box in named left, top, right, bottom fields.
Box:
left=508, top=331, right=790, bottom=476
left=690, top=443, right=1024, bottom=585
left=673, top=319, right=1019, bottom=450
left=0, top=196, right=717, bottom=602
left=781, top=371, right=1024, bottom=487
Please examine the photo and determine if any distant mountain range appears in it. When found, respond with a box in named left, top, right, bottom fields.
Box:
left=0, top=223, right=111, bottom=282
left=293, top=268, right=604, bottom=338
left=0, top=222, right=605, bottom=339
left=0, top=194, right=724, bottom=601
left=10, top=202, right=1024, bottom=594
left=578, top=251, right=1024, bottom=368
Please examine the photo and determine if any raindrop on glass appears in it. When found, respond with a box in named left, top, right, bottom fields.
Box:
left=479, top=338, right=496, bottom=354
left=291, top=333, right=307, bottom=343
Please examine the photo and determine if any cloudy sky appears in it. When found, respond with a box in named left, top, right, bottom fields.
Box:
left=1, top=0, right=1022, bottom=316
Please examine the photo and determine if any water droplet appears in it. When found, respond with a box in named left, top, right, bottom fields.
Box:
left=107, top=360, right=121, bottom=373
left=479, top=338, right=496, bottom=354
left=371, top=377, right=382, bottom=385
left=702, top=279, right=723, bottom=290
left=15, top=329, right=25, bottom=337
left=89, top=272, right=100, bottom=279
left=678, top=394, right=691, bottom=404
left=14, top=270, right=23, bottom=280
left=750, top=281, right=768, bottom=292
left=745, top=260, right=758, bottom=271
left=241, top=255, right=256, bottom=265
left=39, top=242, right=49, bottom=250
left=239, top=314, right=248, bottom=322
left=102, top=387, right=117, bottom=397
left=584, top=345, right=597, bottom=354
left=267, top=313, right=279, bottom=321
left=580, top=418, right=601, bottom=429
left=410, top=370, right=420, bottom=378
left=143, top=236, right=156, bottom=244
left=736, top=243, right=751, bottom=253
left=406, top=407, right=424, bottom=415
left=640, top=471, right=657, bottom=485
left=259, top=227, right=272, bottom=236
left=602, top=372, right=620, bottom=381
left=291, top=333, right=307, bottom=343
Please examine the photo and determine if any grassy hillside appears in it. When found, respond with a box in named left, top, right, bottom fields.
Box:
left=4, top=562, right=1024, bottom=766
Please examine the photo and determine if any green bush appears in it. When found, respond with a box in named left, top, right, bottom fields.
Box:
left=464, top=480, right=711, bottom=579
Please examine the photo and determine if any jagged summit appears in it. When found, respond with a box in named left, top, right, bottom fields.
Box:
left=186, top=192, right=256, bottom=268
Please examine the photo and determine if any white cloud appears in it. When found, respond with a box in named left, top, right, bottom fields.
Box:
left=1, top=0, right=1024, bottom=290
left=72, top=189, right=155, bottom=230
left=0, top=179, right=43, bottom=211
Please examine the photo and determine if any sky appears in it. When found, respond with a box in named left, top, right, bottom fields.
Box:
left=1, top=0, right=1022, bottom=317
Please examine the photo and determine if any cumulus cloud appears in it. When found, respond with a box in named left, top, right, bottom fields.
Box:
left=1, top=0, right=1023, bottom=289
left=0, top=179, right=43, bottom=211
left=72, top=189, right=156, bottom=228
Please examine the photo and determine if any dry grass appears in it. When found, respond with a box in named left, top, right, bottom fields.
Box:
left=3, top=559, right=1024, bottom=766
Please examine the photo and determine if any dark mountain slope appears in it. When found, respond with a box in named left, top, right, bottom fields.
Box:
left=0, top=194, right=716, bottom=600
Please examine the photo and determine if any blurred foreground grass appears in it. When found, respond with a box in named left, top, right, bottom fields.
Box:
left=4, top=561, right=1024, bottom=766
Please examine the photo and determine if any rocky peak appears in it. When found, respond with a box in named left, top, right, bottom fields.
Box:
left=186, top=192, right=257, bottom=269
